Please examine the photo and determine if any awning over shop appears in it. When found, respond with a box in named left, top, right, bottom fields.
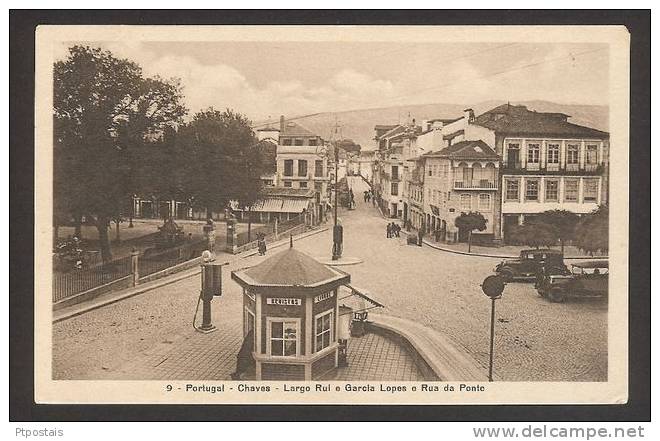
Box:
left=253, top=198, right=285, bottom=212
left=281, top=199, right=310, bottom=213
left=233, top=197, right=310, bottom=213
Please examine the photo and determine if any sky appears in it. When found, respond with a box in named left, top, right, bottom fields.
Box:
left=54, top=40, right=609, bottom=123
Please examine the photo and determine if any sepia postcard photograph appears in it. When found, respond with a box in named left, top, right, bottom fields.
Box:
left=30, top=22, right=632, bottom=406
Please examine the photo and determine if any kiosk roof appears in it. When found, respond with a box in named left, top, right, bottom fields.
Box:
left=240, top=248, right=344, bottom=287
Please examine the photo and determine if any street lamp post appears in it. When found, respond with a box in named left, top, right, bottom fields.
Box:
left=334, top=144, right=339, bottom=226
left=332, top=144, right=343, bottom=261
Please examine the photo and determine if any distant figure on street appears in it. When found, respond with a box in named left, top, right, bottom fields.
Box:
left=257, top=232, right=267, bottom=256
left=393, top=223, right=401, bottom=237
left=386, top=223, right=392, bottom=238
left=363, top=190, right=369, bottom=203
left=417, top=228, right=424, bottom=247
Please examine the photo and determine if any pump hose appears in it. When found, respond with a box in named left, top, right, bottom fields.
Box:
left=192, top=293, right=203, bottom=332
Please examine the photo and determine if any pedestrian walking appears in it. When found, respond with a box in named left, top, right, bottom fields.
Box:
left=257, top=232, right=267, bottom=256
left=394, top=223, right=401, bottom=237
left=386, top=223, right=392, bottom=238
left=363, top=190, right=368, bottom=203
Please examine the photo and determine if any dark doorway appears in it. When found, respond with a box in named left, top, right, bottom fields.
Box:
left=507, top=146, right=520, bottom=167
left=503, top=215, right=519, bottom=244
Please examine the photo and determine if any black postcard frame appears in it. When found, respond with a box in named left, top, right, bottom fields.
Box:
left=9, top=9, right=650, bottom=422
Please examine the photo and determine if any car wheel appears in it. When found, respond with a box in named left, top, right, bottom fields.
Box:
left=547, top=288, right=565, bottom=303
left=500, top=269, right=513, bottom=282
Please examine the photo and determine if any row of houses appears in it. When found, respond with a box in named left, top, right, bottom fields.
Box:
left=371, top=104, right=609, bottom=245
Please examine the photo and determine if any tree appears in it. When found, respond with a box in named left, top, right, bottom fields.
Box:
left=507, top=221, right=557, bottom=249
left=176, top=109, right=269, bottom=222
left=54, top=46, right=186, bottom=261
left=574, top=205, right=609, bottom=255
left=537, top=209, right=580, bottom=253
left=454, top=212, right=487, bottom=253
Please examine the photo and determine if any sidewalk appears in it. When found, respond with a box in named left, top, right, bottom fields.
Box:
left=108, top=316, right=428, bottom=381
left=53, top=225, right=331, bottom=323
left=411, top=233, right=608, bottom=260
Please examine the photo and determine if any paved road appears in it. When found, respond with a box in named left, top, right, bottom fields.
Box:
left=53, top=176, right=607, bottom=381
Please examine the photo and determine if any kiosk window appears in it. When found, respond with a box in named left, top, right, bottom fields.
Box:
left=269, top=320, right=298, bottom=356
left=315, top=310, right=333, bottom=352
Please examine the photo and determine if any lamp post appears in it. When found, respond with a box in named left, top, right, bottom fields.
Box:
left=334, top=144, right=339, bottom=226
left=332, top=144, right=343, bottom=260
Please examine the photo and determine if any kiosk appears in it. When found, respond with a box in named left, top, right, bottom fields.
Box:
left=231, top=246, right=351, bottom=380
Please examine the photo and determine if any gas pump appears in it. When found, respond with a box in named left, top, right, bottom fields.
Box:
left=192, top=251, right=228, bottom=334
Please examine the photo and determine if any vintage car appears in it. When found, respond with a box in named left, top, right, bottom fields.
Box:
left=494, top=249, right=568, bottom=282
left=535, top=261, right=609, bottom=303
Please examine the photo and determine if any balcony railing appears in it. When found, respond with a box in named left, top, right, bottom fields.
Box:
left=502, top=162, right=604, bottom=174
left=454, top=180, right=498, bottom=190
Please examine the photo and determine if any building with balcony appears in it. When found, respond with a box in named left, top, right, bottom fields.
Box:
left=240, top=116, right=331, bottom=226
left=372, top=122, right=421, bottom=219
left=456, top=104, right=609, bottom=243
left=410, top=140, right=501, bottom=243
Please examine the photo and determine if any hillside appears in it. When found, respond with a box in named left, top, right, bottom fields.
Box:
left=254, top=100, right=609, bottom=151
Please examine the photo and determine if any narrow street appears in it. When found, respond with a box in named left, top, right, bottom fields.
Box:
left=53, top=176, right=607, bottom=382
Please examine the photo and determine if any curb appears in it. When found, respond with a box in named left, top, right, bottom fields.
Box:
left=53, top=225, right=331, bottom=323
left=369, top=314, right=491, bottom=381
left=399, top=229, right=607, bottom=260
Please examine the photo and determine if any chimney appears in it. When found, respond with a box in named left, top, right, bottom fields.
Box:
left=280, top=115, right=285, bottom=133
left=464, top=108, right=475, bottom=123
left=421, top=119, right=430, bottom=131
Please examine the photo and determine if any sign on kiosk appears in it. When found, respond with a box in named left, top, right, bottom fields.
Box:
left=266, top=297, right=302, bottom=306
left=314, top=291, right=334, bottom=303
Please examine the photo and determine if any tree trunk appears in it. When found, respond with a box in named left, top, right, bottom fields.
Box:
left=560, top=239, right=565, bottom=254
left=96, top=216, right=112, bottom=263
left=247, top=207, right=252, bottom=243
left=468, top=230, right=472, bottom=253
left=115, top=221, right=121, bottom=242
left=74, top=213, right=82, bottom=238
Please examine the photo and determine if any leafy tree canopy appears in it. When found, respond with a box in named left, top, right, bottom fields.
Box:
left=175, top=108, right=269, bottom=214
left=507, top=220, right=557, bottom=249
left=574, top=205, right=609, bottom=254
left=54, top=45, right=187, bottom=260
left=454, top=211, right=488, bottom=233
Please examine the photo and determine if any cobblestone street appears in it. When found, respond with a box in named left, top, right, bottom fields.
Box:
left=53, top=176, right=607, bottom=382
